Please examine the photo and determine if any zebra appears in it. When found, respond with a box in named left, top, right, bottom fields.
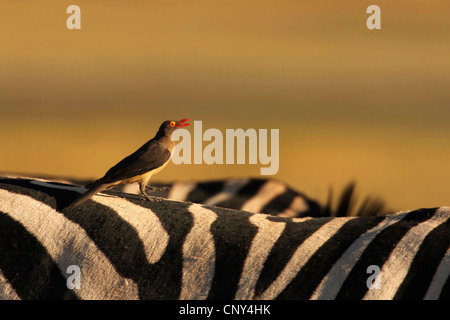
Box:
left=0, top=177, right=449, bottom=300
left=0, top=173, right=389, bottom=217
left=117, top=177, right=389, bottom=217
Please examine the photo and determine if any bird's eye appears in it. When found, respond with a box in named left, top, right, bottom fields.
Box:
left=170, top=121, right=176, bottom=127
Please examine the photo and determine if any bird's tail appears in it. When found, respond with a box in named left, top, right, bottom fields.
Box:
left=63, top=183, right=108, bottom=212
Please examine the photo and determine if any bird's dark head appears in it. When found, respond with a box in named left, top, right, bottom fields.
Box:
left=157, top=119, right=191, bottom=138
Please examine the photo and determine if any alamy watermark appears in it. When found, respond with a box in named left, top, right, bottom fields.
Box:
left=171, top=121, right=279, bottom=175
left=66, top=5, right=381, bottom=31
left=66, top=265, right=81, bottom=290
left=366, top=265, right=381, bottom=290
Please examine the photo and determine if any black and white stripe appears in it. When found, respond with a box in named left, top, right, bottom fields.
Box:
left=117, top=178, right=388, bottom=217
left=1, top=174, right=387, bottom=217
left=153, top=178, right=325, bottom=217
left=0, top=177, right=448, bottom=300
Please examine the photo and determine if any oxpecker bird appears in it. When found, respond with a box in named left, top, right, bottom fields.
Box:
left=64, top=119, right=191, bottom=211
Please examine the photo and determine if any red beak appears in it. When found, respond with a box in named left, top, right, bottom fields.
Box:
left=177, top=119, right=191, bottom=127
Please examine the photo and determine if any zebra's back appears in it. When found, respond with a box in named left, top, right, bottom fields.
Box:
left=0, top=178, right=448, bottom=300
left=0, top=173, right=388, bottom=217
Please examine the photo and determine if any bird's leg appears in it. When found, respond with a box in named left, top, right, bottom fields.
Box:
left=139, top=182, right=163, bottom=202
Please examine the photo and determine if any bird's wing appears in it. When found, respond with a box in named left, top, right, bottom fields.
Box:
left=96, top=142, right=171, bottom=184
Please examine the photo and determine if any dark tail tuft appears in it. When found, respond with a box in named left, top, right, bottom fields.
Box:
left=334, top=182, right=357, bottom=217
left=324, top=181, right=390, bottom=217
left=356, top=195, right=390, bottom=216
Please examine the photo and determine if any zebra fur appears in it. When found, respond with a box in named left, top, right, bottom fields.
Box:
left=0, top=173, right=389, bottom=217
left=102, top=178, right=390, bottom=217
left=0, top=177, right=448, bottom=300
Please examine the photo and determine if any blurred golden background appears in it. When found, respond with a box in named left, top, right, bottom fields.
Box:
left=1, top=0, right=449, bottom=212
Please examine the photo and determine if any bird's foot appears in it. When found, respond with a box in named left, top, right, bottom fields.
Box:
left=143, top=196, right=165, bottom=202
left=146, top=186, right=170, bottom=192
